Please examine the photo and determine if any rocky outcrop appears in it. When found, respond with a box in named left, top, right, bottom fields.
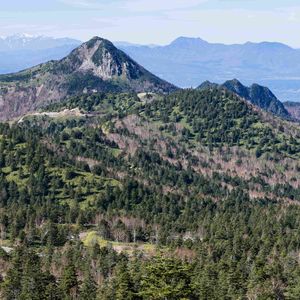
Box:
left=198, top=79, right=290, bottom=119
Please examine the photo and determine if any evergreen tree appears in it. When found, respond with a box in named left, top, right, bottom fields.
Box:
left=59, top=262, right=79, bottom=300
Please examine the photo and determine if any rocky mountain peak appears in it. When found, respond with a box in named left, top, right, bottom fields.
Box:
left=60, top=36, right=147, bottom=81
left=197, top=80, right=219, bottom=90
left=0, top=36, right=177, bottom=121
left=223, top=79, right=250, bottom=99
left=198, top=79, right=290, bottom=119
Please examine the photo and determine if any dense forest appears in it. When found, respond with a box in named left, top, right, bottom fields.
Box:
left=1, top=88, right=300, bottom=299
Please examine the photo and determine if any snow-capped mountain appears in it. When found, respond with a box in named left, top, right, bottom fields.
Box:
left=0, top=34, right=81, bottom=51
left=0, top=34, right=81, bottom=74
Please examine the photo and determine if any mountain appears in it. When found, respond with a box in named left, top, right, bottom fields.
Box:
left=0, top=36, right=177, bottom=120
left=0, top=34, right=81, bottom=51
left=2, top=35, right=300, bottom=102
left=118, top=37, right=300, bottom=102
left=283, top=101, right=300, bottom=120
left=197, top=80, right=218, bottom=90
left=198, top=79, right=290, bottom=119
left=2, top=87, right=300, bottom=298
left=2, top=37, right=300, bottom=300
left=222, top=79, right=250, bottom=100
left=0, top=34, right=81, bottom=74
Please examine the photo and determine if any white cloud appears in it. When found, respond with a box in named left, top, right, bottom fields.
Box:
left=59, top=0, right=208, bottom=12
left=58, top=0, right=106, bottom=8
left=123, top=0, right=207, bottom=12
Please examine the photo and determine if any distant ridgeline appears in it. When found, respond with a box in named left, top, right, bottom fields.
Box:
left=119, top=36, right=300, bottom=102
left=1, top=37, right=300, bottom=299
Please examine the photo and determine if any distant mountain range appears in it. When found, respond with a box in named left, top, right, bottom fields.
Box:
left=1, top=35, right=300, bottom=102
left=0, top=34, right=81, bottom=73
left=198, top=79, right=290, bottom=119
left=0, top=35, right=295, bottom=121
left=118, top=37, right=300, bottom=102
left=0, top=36, right=176, bottom=120
left=0, top=34, right=81, bottom=51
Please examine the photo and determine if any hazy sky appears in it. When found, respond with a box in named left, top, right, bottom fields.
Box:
left=1, top=0, right=300, bottom=47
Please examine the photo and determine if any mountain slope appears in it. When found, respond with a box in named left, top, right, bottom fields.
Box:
left=198, top=79, right=290, bottom=119
left=0, top=37, right=177, bottom=121
left=118, top=36, right=300, bottom=102
left=284, top=101, right=300, bottom=120
left=1, top=88, right=300, bottom=298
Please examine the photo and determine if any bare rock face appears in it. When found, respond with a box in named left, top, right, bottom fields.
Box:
left=0, top=37, right=177, bottom=121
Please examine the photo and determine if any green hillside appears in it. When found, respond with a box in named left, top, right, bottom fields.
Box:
left=1, top=88, right=300, bottom=299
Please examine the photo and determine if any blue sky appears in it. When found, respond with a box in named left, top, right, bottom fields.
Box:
left=1, top=0, right=300, bottom=47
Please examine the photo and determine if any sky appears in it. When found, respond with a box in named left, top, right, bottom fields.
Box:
left=1, top=0, right=300, bottom=47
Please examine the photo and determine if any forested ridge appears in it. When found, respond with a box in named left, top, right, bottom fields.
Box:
left=1, top=88, right=300, bottom=299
